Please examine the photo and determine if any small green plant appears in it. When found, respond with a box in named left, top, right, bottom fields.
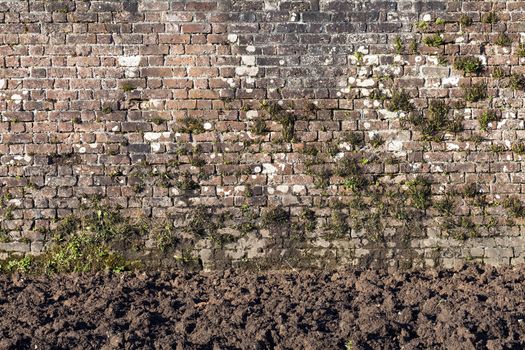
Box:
left=463, top=183, right=480, bottom=198
left=394, top=36, right=404, bottom=54
left=251, top=118, right=269, bottom=135
left=388, top=90, right=413, bottom=112
left=369, top=134, right=384, bottom=148
left=353, top=51, right=364, bottom=62
left=512, top=143, right=525, bottom=155
left=463, top=82, right=488, bottom=102
left=261, top=101, right=295, bottom=142
left=478, top=110, right=499, bottom=131
left=344, top=132, right=365, bottom=149
left=492, top=66, right=506, bottom=79
left=186, top=206, right=217, bottom=238
left=325, top=210, right=349, bottom=239
left=435, top=17, right=445, bottom=25
left=409, top=39, right=418, bottom=54
left=453, top=56, right=483, bottom=75
left=423, top=34, right=444, bottom=47
left=0, top=228, right=10, bottom=243
left=509, top=74, right=525, bottom=90
left=437, top=55, right=448, bottom=65
left=177, top=117, right=205, bottom=134
left=495, top=33, right=512, bottom=47
left=502, top=197, right=525, bottom=217
left=517, top=44, right=525, bottom=58
left=4, top=256, right=32, bottom=273
left=459, top=14, right=473, bottom=26
left=300, top=208, right=317, bottom=232
left=403, top=100, right=462, bottom=140
left=150, top=117, right=166, bottom=125
left=405, top=176, right=431, bottom=210
left=262, top=206, right=290, bottom=229
left=482, top=11, right=498, bottom=24
left=415, top=20, right=428, bottom=30
left=121, top=82, right=135, bottom=92
left=434, top=195, right=455, bottom=215
left=101, top=106, right=112, bottom=114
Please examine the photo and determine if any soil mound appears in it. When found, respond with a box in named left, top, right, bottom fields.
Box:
left=1, top=265, right=524, bottom=349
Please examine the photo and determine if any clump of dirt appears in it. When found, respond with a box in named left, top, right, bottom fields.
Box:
left=0, top=265, right=524, bottom=349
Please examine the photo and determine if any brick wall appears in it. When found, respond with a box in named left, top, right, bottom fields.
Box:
left=2, top=0, right=525, bottom=269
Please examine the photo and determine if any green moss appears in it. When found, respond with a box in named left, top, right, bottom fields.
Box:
left=435, top=18, right=445, bottom=25
left=463, top=82, right=488, bottom=102
left=423, top=34, right=444, bottom=47
left=387, top=90, right=413, bottom=112
left=479, top=110, right=499, bottom=131
left=453, top=56, right=483, bottom=75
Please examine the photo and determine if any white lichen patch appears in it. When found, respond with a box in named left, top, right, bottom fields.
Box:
left=446, top=143, right=460, bottom=151
left=11, top=94, right=22, bottom=103
left=151, top=143, right=161, bottom=152
left=235, top=66, right=259, bottom=76
left=262, top=163, right=277, bottom=174
left=292, top=185, right=305, bottom=194
left=363, top=55, right=379, bottom=66
left=203, top=122, right=213, bottom=130
left=227, top=34, right=238, bottom=43
left=118, top=56, right=142, bottom=67
left=144, top=132, right=171, bottom=142
left=241, top=55, right=256, bottom=66
left=387, top=140, right=403, bottom=151
left=442, top=76, right=460, bottom=87
left=246, top=110, right=258, bottom=119
left=0, top=79, right=6, bottom=89
left=276, top=185, right=289, bottom=193
left=378, top=109, right=401, bottom=119
left=246, top=45, right=256, bottom=53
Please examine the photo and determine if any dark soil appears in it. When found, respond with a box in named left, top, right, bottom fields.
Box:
left=1, top=265, right=524, bottom=349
